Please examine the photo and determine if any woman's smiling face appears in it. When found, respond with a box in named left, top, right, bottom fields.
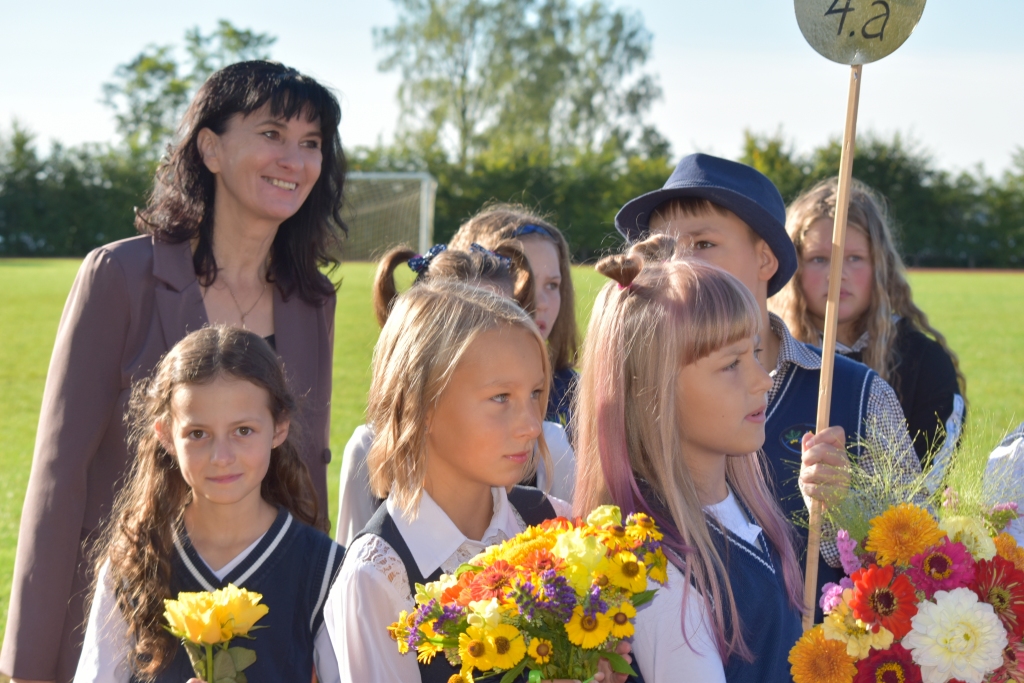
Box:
left=199, top=103, right=324, bottom=225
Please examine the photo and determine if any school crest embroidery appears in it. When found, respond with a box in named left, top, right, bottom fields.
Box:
left=780, top=424, right=815, bottom=454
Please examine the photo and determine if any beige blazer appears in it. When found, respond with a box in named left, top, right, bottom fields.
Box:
left=0, top=235, right=335, bottom=681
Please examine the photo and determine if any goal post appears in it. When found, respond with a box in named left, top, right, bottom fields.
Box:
left=340, top=171, right=438, bottom=261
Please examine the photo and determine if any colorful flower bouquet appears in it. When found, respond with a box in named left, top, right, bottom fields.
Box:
left=389, top=505, right=667, bottom=683
left=163, top=583, right=268, bottom=683
left=789, top=425, right=1024, bottom=683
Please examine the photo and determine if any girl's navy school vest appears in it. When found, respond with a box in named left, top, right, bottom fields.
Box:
left=345, top=486, right=557, bottom=683
left=141, top=507, right=344, bottom=683
left=764, top=344, right=875, bottom=622
left=629, top=483, right=801, bottom=683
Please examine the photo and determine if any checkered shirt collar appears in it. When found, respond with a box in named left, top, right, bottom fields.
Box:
left=769, top=312, right=822, bottom=373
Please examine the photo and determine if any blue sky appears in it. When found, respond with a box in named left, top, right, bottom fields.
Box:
left=3, top=1, right=1022, bottom=174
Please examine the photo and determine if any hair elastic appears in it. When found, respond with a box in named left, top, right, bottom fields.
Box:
left=511, top=223, right=553, bottom=239
left=469, top=242, right=513, bottom=270
left=408, top=244, right=447, bottom=275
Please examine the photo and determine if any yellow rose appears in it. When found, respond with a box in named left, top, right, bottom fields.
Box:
left=216, top=584, right=269, bottom=636
left=163, top=593, right=225, bottom=644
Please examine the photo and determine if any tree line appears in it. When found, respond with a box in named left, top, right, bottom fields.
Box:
left=2, top=5, right=1021, bottom=267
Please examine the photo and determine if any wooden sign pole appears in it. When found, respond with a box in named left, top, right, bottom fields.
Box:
left=802, top=63, right=863, bottom=632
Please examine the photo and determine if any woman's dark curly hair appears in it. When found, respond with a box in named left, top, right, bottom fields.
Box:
left=135, top=60, right=346, bottom=304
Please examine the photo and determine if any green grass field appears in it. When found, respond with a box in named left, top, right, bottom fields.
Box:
left=0, top=260, right=1022, bottom=648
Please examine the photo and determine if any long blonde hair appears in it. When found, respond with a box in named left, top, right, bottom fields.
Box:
left=367, top=280, right=552, bottom=516
left=772, top=177, right=966, bottom=397
left=573, top=236, right=803, bottom=661
left=450, top=203, right=579, bottom=372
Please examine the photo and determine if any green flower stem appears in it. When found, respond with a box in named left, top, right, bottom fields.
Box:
left=205, top=643, right=213, bottom=682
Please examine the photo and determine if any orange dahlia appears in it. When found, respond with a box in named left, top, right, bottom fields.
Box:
left=789, top=625, right=857, bottom=683
left=864, top=503, right=944, bottom=567
left=996, top=534, right=1024, bottom=573
left=469, top=560, right=517, bottom=602
left=848, top=564, right=918, bottom=639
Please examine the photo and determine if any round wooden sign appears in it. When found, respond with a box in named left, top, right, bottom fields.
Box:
left=795, top=0, right=926, bottom=65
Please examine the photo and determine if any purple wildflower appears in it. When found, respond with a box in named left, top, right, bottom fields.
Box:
left=434, top=603, right=466, bottom=635
left=407, top=599, right=437, bottom=650
left=836, top=529, right=861, bottom=575
left=583, top=583, right=608, bottom=619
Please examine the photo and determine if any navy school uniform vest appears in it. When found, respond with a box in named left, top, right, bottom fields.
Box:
left=764, top=345, right=875, bottom=623
left=345, top=486, right=557, bottom=683
left=140, top=507, right=344, bottom=683
left=629, top=485, right=801, bottom=683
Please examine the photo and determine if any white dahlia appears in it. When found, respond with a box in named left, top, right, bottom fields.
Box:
left=901, top=587, right=1008, bottom=683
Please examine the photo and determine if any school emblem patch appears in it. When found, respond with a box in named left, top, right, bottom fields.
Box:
left=780, top=424, right=815, bottom=454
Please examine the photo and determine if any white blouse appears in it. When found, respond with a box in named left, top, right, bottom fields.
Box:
left=74, top=533, right=340, bottom=683
left=632, top=491, right=765, bottom=683
left=324, top=487, right=572, bottom=681
left=335, top=422, right=577, bottom=546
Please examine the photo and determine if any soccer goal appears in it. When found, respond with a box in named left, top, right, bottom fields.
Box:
left=340, top=172, right=438, bottom=261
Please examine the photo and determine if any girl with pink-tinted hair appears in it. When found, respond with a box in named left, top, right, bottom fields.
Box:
left=574, top=236, right=839, bottom=682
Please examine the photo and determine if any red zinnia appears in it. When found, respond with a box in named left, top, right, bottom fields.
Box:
left=848, top=564, right=919, bottom=639
left=469, top=560, right=517, bottom=601
left=971, top=556, right=1024, bottom=637
left=989, top=632, right=1024, bottom=683
left=853, top=643, right=922, bottom=683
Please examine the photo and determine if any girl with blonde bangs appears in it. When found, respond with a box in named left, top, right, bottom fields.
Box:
left=334, top=242, right=577, bottom=546
left=772, top=177, right=965, bottom=463
left=574, top=236, right=834, bottom=683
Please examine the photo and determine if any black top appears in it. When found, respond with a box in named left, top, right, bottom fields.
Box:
left=845, top=318, right=961, bottom=462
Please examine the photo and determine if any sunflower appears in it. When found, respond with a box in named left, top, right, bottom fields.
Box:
left=565, top=606, right=613, bottom=649
left=864, top=503, right=945, bottom=567
left=416, top=620, right=444, bottom=664
left=388, top=610, right=413, bottom=654
left=458, top=626, right=494, bottom=672
left=643, top=548, right=669, bottom=585
left=625, top=512, right=664, bottom=543
left=971, top=556, right=1024, bottom=637
left=996, top=534, right=1024, bottom=573
left=852, top=643, right=922, bottom=683
left=848, top=564, right=918, bottom=639
left=607, top=551, right=647, bottom=593
left=789, top=625, right=857, bottom=683
left=484, top=623, right=526, bottom=670
left=528, top=637, right=553, bottom=665
left=607, top=601, right=638, bottom=638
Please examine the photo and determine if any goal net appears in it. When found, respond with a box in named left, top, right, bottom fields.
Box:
left=339, top=172, right=437, bottom=261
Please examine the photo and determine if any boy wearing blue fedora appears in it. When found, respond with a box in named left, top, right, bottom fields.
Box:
left=616, top=153, right=921, bottom=621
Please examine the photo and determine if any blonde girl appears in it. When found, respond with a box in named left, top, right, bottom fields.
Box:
left=450, top=203, right=580, bottom=430
left=334, top=243, right=576, bottom=546
left=324, top=281, right=625, bottom=683
left=76, top=326, right=342, bottom=682
left=772, top=177, right=966, bottom=464
left=574, top=236, right=836, bottom=682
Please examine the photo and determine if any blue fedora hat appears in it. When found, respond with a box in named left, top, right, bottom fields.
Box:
left=615, top=153, right=797, bottom=296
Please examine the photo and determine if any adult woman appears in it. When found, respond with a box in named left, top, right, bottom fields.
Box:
left=1, top=61, right=345, bottom=683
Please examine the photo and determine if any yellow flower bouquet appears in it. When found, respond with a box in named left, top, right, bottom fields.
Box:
left=388, top=505, right=667, bottom=682
left=163, top=583, right=268, bottom=683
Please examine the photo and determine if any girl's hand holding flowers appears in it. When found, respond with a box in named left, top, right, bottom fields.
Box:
left=799, top=426, right=850, bottom=510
